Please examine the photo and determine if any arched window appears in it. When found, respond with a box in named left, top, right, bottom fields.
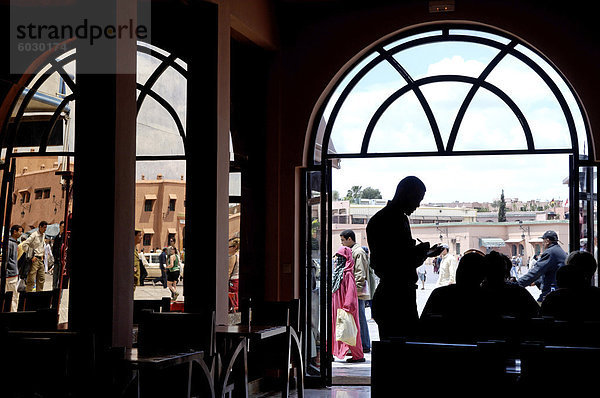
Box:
left=312, top=25, right=589, bottom=162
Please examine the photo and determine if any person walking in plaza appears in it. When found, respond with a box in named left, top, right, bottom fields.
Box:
left=138, top=248, right=149, bottom=286
left=133, top=229, right=142, bottom=291
left=417, top=263, right=427, bottom=290
left=20, top=221, right=48, bottom=292
left=435, top=244, right=457, bottom=287
left=51, top=221, right=64, bottom=289
left=517, top=230, right=567, bottom=304
left=332, top=246, right=364, bottom=363
left=166, top=246, right=181, bottom=301
left=366, top=176, right=443, bottom=339
left=340, top=229, right=372, bottom=353
left=152, top=247, right=168, bottom=288
left=6, top=225, right=23, bottom=311
left=44, top=236, right=54, bottom=274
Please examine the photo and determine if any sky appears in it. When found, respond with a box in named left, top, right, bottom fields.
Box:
left=326, top=31, right=585, bottom=204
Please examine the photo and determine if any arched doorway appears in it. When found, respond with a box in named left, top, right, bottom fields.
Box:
left=302, top=23, right=596, bottom=385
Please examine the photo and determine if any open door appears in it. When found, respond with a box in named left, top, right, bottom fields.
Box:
left=301, top=163, right=333, bottom=387
left=574, top=157, right=599, bottom=286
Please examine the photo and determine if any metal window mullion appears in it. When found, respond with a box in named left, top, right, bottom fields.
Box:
left=447, top=40, right=518, bottom=151
left=376, top=48, right=444, bottom=152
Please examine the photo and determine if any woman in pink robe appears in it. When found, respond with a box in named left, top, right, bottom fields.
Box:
left=332, top=246, right=364, bottom=362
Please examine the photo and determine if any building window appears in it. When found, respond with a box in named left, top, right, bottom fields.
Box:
left=144, top=199, right=154, bottom=212
left=169, top=199, right=176, bottom=211
left=143, top=234, right=152, bottom=246
left=34, top=188, right=50, bottom=200
left=19, top=191, right=30, bottom=203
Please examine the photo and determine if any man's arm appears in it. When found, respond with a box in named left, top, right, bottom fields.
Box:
left=354, top=249, right=368, bottom=290
left=518, top=252, right=549, bottom=287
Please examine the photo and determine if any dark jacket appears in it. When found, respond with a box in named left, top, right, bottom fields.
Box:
left=7, top=237, right=19, bottom=277
left=158, top=251, right=167, bottom=271
left=517, top=242, right=567, bottom=302
left=366, top=202, right=426, bottom=289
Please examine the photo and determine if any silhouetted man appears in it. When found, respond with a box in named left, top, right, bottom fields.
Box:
left=517, top=230, right=566, bottom=303
left=366, top=176, right=442, bottom=339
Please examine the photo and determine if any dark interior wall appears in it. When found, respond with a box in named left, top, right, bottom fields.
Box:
left=265, top=0, right=600, bottom=298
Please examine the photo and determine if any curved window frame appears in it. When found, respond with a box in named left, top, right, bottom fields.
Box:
left=310, top=24, right=591, bottom=162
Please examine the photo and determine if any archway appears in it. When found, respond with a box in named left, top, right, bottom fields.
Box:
left=303, top=23, right=595, bottom=385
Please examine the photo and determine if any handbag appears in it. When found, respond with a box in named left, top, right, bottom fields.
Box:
left=358, top=279, right=370, bottom=297
left=335, top=308, right=358, bottom=346
left=17, top=278, right=27, bottom=292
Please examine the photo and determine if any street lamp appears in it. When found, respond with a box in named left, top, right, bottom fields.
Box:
left=518, top=220, right=530, bottom=240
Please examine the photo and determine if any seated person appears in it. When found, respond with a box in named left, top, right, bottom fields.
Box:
left=420, top=252, right=490, bottom=341
left=482, top=251, right=539, bottom=320
left=541, top=251, right=600, bottom=322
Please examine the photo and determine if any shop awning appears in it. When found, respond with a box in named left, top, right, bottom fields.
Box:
left=167, top=228, right=177, bottom=234
left=480, top=238, right=506, bottom=248
left=529, top=238, right=544, bottom=243
left=143, top=228, right=154, bottom=234
left=505, top=238, right=523, bottom=243
left=144, top=194, right=157, bottom=200
left=169, top=194, right=177, bottom=200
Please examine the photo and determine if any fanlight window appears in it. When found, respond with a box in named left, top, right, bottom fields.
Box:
left=314, top=26, right=589, bottom=163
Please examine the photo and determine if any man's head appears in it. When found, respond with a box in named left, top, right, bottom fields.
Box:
left=38, top=221, right=48, bottom=234
left=440, top=244, right=449, bottom=256
left=566, top=250, right=597, bottom=285
left=541, top=230, right=558, bottom=248
left=169, top=237, right=176, bottom=246
left=10, top=225, right=23, bottom=239
left=135, top=228, right=143, bottom=245
left=484, top=251, right=511, bottom=286
left=340, top=229, right=356, bottom=247
left=391, top=176, right=426, bottom=215
left=455, top=251, right=486, bottom=287
left=59, top=220, right=65, bottom=233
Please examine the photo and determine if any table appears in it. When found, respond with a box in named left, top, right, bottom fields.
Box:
left=216, top=325, right=304, bottom=398
left=124, top=347, right=205, bottom=398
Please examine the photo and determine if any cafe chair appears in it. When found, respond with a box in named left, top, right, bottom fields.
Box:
left=17, top=288, right=60, bottom=312
left=1, top=290, right=13, bottom=312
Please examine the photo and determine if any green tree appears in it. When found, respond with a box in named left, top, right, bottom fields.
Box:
left=361, top=186, right=382, bottom=199
left=333, top=190, right=340, bottom=200
left=498, top=189, right=507, bottom=222
left=344, top=185, right=362, bottom=203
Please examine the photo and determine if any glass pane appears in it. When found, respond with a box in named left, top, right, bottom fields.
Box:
left=136, top=94, right=186, bottom=157
left=328, top=59, right=406, bottom=155
left=382, top=30, right=443, bottom=51
left=367, top=91, right=437, bottom=153
left=419, top=82, right=474, bottom=147
left=228, top=203, right=241, bottom=316
left=137, top=49, right=161, bottom=86
left=306, top=170, right=322, bottom=377
left=578, top=166, right=597, bottom=286
left=485, top=54, right=571, bottom=150
left=134, top=160, right=186, bottom=304
left=449, top=29, right=512, bottom=45
left=392, top=41, right=501, bottom=81
left=454, top=87, right=528, bottom=151
left=515, top=44, right=588, bottom=155
left=229, top=172, right=241, bottom=197
left=150, top=65, right=187, bottom=133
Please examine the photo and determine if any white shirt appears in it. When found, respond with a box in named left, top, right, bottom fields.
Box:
left=20, top=230, right=46, bottom=258
left=435, top=253, right=458, bottom=287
